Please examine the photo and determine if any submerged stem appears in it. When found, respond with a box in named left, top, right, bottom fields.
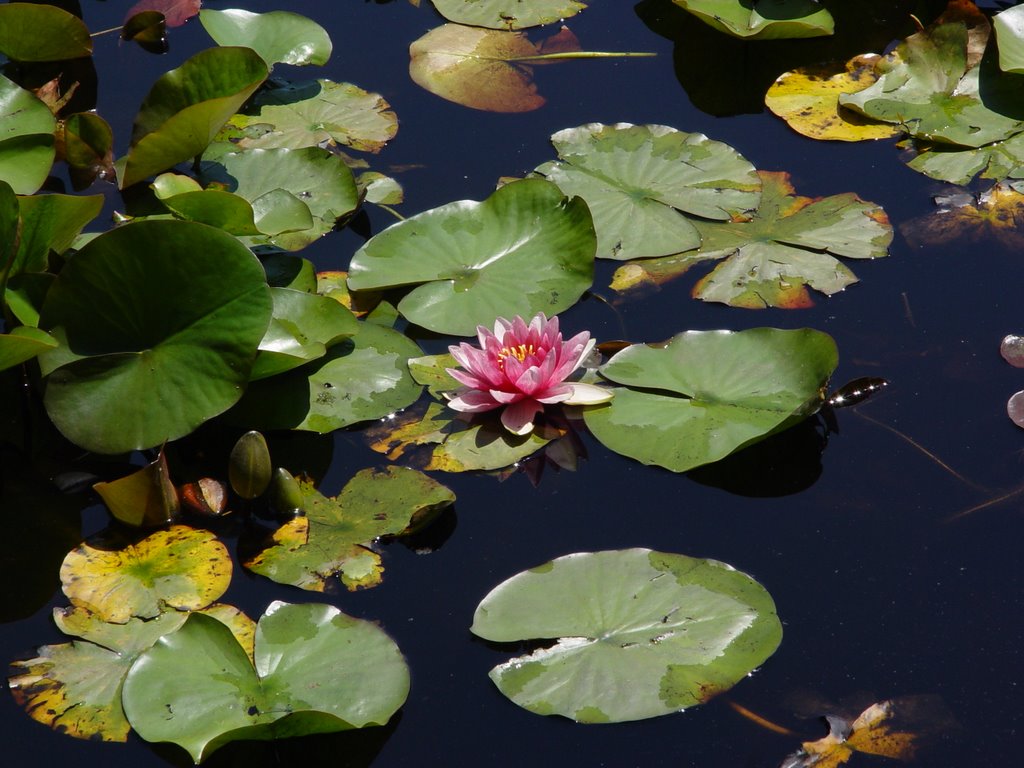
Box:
left=853, top=410, right=986, bottom=492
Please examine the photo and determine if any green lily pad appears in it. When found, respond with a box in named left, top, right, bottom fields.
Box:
left=14, top=192, right=104, bottom=276
left=120, top=47, right=268, bottom=188
left=230, top=320, right=422, bottom=432
left=839, top=19, right=1024, bottom=148
left=63, top=112, right=115, bottom=187
left=534, top=123, right=760, bottom=260
left=251, top=287, right=358, bottom=380
left=38, top=220, right=272, bottom=454
left=408, top=352, right=460, bottom=398
left=0, top=179, right=17, bottom=289
left=3, top=273, right=52, bottom=328
left=366, top=401, right=555, bottom=472
left=202, top=146, right=358, bottom=251
left=159, top=189, right=261, bottom=235
left=121, top=602, right=411, bottom=762
left=673, top=0, right=834, bottom=40
left=471, top=549, right=782, bottom=722
left=906, top=133, right=1024, bottom=185
left=995, top=6, right=1024, bottom=74
left=0, top=326, right=57, bottom=371
left=227, top=79, right=397, bottom=153
left=8, top=609, right=190, bottom=742
left=583, top=328, right=837, bottom=472
left=348, top=179, right=595, bottom=335
left=430, top=0, right=587, bottom=30
left=200, top=9, right=332, bottom=67
left=245, top=468, right=454, bottom=591
left=0, top=2, right=92, bottom=61
left=0, top=73, right=57, bottom=194
left=611, top=171, right=891, bottom=309
left=60, top=525, right=232, bottom=623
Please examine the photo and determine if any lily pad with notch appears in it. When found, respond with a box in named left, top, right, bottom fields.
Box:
left=121, top=601, right=410, bottom=762
left=610, top=171, right=891, bottom=308
left=471, top=548, right=782, bottom=722
left=534, top=123, right=760, bottom=260
left=38, top=220, right=273, bottom=454
left=583, top=327, right=838, bottom=472
left=347, top=178, right=595, bottom=336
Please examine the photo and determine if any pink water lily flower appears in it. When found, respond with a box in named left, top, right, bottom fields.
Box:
left=446, top=313, right=613, bottom=435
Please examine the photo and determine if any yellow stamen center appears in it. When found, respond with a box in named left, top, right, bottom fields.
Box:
left=497, top=344, right=535, bottom=372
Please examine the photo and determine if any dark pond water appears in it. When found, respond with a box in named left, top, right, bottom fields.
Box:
left=2, top=1, right=1023, bottom=765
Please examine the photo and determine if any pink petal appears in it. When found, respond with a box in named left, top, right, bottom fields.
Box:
left=447, top=389, right=501, bottom=413
left=500, top=399, right=543, bottom=435
left=447, top=367, right=490, bottom=390
left=489, top=389, right=525, bottom=404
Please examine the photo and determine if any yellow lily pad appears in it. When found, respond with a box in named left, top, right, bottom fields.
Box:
left=766, top=54, right=901, bottom=141
left=8, top=602, right=255, bottom=742
left=60, top=525, right=232, bottom=623
left=8, top=608, right=189, bottom=742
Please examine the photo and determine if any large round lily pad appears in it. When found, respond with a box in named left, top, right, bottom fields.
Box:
left=583, top=328, right=838, bottom=472
left=535, top=123, right=760, bottom=260
left=122, top=601, right=410, bottom=762
left=38, top=220, right=272, bottom=454
left=347, top=179, right=595, bottom=335
left=471, top=549, right=782, bottom=723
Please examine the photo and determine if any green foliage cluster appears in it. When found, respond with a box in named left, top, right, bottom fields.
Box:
left=0, top=0, right=945, bottom=761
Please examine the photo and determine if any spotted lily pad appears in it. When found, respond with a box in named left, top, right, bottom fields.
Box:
left=60, top=525, right=232, bottom=623
left=839, top=12, right=1024, bottom=149
left=610, top=171, right=891, bottom=308
left=226, top=79, right=397, bottom=153
left=347, top=178, right=595, bottom=335
left=582, top=328, right=838, bottom=472
left=766, top=55, right=902, bottom=141
left=8, top=609, right=191, bottom=742
left=200, top=146, right=359, bottom=251
left=366, top=401, right=558, bottom=472
left=122, top=602, right=410, bottom=762
left=534, top=123, right=760, bottom=260
left=471, top=549, right=782, bottom=722
left=245, top=468, right=454, bottom=591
